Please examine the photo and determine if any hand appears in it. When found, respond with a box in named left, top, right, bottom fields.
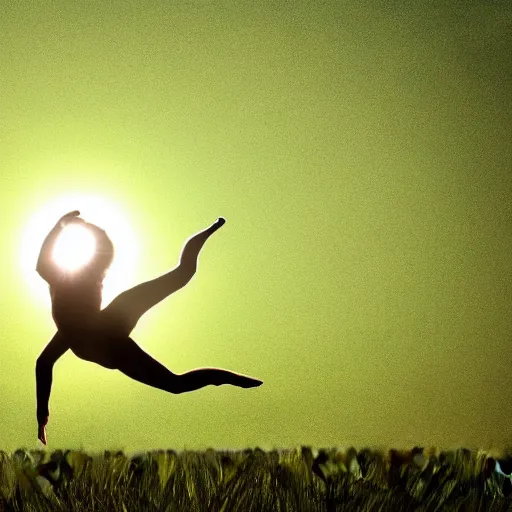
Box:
left=38, top=424, right=47, bottom=445
left=38, top=416, right=48, bottom=445
left=57, top=211, right=85, bottom=228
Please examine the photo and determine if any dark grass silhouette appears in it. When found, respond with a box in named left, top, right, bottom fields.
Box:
left=2, top=446, right=512, bottom=511
left=35, top=211, right=262, bottom=445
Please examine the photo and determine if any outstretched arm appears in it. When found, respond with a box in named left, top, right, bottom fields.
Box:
left=36, top=331, right=70, bottom=444
left=36, top=210, right=83, bottom=284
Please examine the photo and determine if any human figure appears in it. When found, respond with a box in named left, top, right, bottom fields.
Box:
left=35, top=211, right=262, bottom=445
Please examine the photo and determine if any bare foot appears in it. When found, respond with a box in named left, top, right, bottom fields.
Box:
left=239, top=377, right=263, bottom=389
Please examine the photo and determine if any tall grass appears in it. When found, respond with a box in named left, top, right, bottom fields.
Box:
left=0, top=446, right=511, bottom=511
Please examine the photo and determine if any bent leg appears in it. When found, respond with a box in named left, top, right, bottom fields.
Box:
left=115, top=337, right=262, bottom=393
left=102, top=218, right=225, bottom=336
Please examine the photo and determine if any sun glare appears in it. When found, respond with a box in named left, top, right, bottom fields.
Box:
left=52, top=224, right=96, bottom=271
left=20, top=192, right=140, bottom=308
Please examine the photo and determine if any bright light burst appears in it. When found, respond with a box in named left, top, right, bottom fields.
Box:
left=20, top=192, right=140, bottom=308
left=52, top=224, right=97, bottom=272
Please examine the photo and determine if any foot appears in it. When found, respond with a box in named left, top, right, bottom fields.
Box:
left=239, top=377, right=263, bottom=389
left=204, top=217, right=226, bottom=237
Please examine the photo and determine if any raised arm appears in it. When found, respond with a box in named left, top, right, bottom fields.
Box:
left=86, top=223, right=115, bottom=279
left=36, top=331, right=70, bottom=445
left=36, top=210, right=82, bottom=283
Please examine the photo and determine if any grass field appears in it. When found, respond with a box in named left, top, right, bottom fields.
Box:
left=1, top=445, right=511, bottom=511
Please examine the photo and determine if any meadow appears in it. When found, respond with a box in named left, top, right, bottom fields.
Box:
left=1, top=445, right=511, bottom=511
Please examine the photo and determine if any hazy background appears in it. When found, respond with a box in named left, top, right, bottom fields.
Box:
left=0, top=0, right=510, bottom=454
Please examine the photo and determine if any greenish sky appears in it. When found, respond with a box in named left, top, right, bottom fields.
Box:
left=1, top=1, right=511, bottom=454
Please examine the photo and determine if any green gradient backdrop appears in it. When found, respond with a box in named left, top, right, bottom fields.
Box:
left=1, top=1, right=511, bottom=454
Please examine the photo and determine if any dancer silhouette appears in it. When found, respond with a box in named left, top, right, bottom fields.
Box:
left=35, top=211, right=262, bottom=445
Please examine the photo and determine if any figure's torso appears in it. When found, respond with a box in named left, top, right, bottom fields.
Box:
left=50, top=274, right=103, bottom=331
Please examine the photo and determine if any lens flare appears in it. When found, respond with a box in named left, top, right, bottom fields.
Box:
left=52, top=224, right=97, bottom=271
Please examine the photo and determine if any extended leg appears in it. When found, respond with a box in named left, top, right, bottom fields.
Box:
left=114, top=337, right=262, bottom=393
left=102, top=217, right=225, bottom=335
